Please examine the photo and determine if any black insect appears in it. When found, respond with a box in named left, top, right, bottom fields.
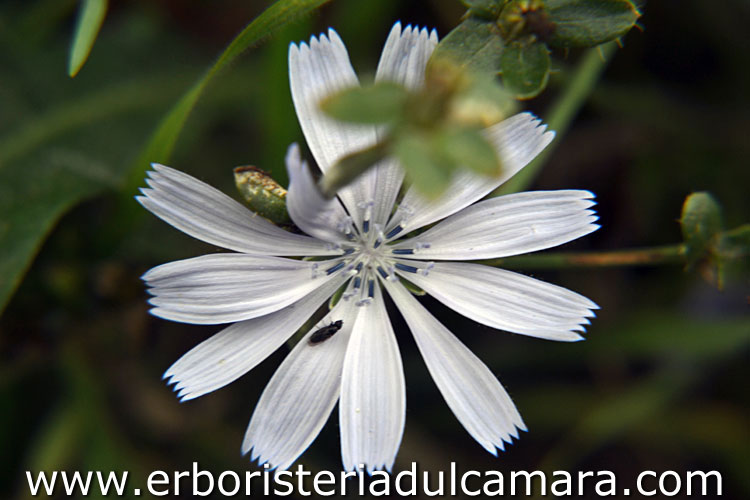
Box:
left=308, top=320, right=343, bottom=345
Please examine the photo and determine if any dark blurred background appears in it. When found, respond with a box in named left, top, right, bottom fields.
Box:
left=1, top=0, right=748, bottom=498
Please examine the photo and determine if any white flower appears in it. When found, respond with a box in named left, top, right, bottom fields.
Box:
left=138, top=23, right=599, bottom=472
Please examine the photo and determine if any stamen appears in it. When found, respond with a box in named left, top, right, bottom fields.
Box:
left=391, top=248, right=414, bottom=255
left=342, top=247, right=355, bottom=255
left=414, top=242, right=431, bottom=252
left=386, top=204, right=414, bottom=233
left=325, top=242, right=343, bottom=252
left=376, top=266, right=388, bottom=279
left=395, top=262, right=419, bottom=274
left=358, top=200, right=374, bottom=234
left=311, top=263, right=320, bottom=279
left=420, top=262, right=435, bottom=276
left=355, top=262, right=364, bottom=273
left=372, top=224, right=385, bottom=248
left=386, top=266, right=399, bottom=282
left=353, top=276, right=362, bottom=289
left=325, top=261, right=346, bottom=275
left=368, top=279, right=375, bottom=298
left=386, top=225, right=403, bottom=239
left=336, top=216, right=355, bottom=240
left=345, top=263, right=359, bottom=276
left=355, top=270, right=373, bottom=306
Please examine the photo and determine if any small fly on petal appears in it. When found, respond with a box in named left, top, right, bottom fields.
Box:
left=309, top=320, right=343, bottom=345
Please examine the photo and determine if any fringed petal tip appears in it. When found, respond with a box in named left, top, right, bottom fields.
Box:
left=387, top=20, right=438, bottom=41
left=485, top=423, right=528, bottom=456
left=290, top=28, right=345, bottom=55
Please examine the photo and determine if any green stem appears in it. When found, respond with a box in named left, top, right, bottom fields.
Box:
left=481, top=244, right=686, bottom=270
left=493, top=42, right=617, bottom=196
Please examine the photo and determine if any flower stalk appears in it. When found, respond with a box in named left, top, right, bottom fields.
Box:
left=481, top=244, right=686, bottom=269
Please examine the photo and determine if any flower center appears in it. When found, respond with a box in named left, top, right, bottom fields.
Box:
left=315, top=199, right=435, bottom=306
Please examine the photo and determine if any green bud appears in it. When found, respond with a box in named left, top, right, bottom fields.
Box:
left=233, top=166, right=289, bottom=225
left=680, top=192, right=723, bottom=270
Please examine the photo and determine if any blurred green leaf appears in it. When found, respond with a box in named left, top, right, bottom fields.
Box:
left=602, top=312, right=750, bottom=360
left=718, top=224, right=750, bottom=260
left=500, top=40, right=550, bottom=98
left=449, top=70, right=516, bottom=126
left=716, top=224, right=750, bottom=287
left=321, top=81, right=409, bottom=124
left=319, top=141, right=389, bottom=198
left=68, top=0, right=108, bottom=77
left=680, top=192, right=723, bottom=269
left=393, top=131, right=453, bottom=198
left=125, top=0, right=334, bottom=195
left=0, top=78, right=180, bottom=316
left=24, top=405, right=83, bottom=476
left=430, top=17, right=505, bottom=74
left=544, top=0, right=641, bottom=48
left=439, top=126, right=500, bottom=176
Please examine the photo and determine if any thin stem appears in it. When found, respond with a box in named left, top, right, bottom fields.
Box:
left=493, top=42, right=618, bottom=196
left=481, top=244, right=686, bottom=270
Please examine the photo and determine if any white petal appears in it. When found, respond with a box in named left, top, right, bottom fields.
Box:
left=387, top=113, right=555, bottom=235
left=137, top=164, right=335, bottom=256
left=384, top=280, right=525, bottom=454
left=164, top=278, right=342, bottom=402
left=361, top=23, right=440, bottom=227
left=376, top=22, right=438, bottom=90
left=289, top=30, right=378, bottom=228
left=392, top=190, right=599, bottom=260
left=340, top=283, right=405, bottom=472
left=143, top=254, right=343, bottom=324
left=243, top=299, right=360, bottom=470
left=400, top=262, right=598, bottom=341
left=285, top=143, right=349, bottom=243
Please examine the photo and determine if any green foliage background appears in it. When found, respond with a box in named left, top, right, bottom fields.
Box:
left=0, top=0, right=748, bottom=497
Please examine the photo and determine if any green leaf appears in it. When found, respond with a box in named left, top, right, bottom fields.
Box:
left=460, top=0, right=507, bottom=19
left=438, top=126, right=500, bottom=176
left=718, top=224, right=750, bottom=260
left=500, top=40, right=551, bottom=98
left=0, top=78, right=181, bottom=315
left=449, top=71, right=516, bottom=126
left=319, top=141, right=389, bottom=198
left=68, top=0, right=108, bottom=77
left=680, top=191, right=723, bottom=269
left=544, top=0, right=641, bottom=48
left=321, top=81, right=409, bottom=124
left=124, top=0, right=334, bottom=196
left=393, top=131, right=453, bottom=198
left=430, top=17, right=505, bottom=74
